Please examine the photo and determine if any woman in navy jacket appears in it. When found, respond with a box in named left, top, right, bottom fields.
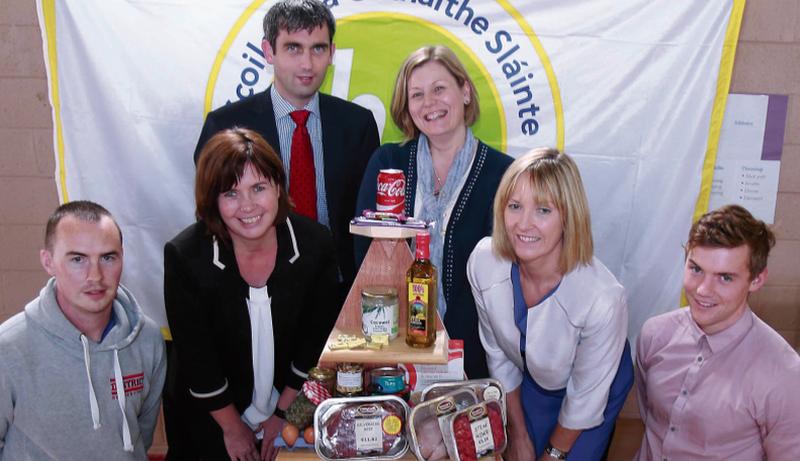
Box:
left=356, top=45, right=512, bottom=379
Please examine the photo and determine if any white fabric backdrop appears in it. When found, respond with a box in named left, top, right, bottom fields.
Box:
left=37, top=0, right=742, bottom=345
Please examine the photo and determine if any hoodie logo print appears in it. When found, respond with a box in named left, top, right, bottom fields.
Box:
left=110, top=372, right=144, bottom=399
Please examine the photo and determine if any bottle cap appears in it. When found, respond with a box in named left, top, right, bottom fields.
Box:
left=415, top=231, right=430, bottom=259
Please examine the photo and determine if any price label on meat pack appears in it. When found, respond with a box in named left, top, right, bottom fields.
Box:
left=470, top=416, right=495, bottom=455
left=355, top=416, right=382, bottom=453
left=383, top=415, right=402, bottom=435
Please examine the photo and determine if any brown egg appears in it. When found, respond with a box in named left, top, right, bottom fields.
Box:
left=303, top=425, right=315, bottom=444
left=281, top=423, right=299, bottom=447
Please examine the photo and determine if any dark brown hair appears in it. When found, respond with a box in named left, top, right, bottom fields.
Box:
left=45, top=200, right=121, bottom=251
left=195, top=127, right=290, bottom=242
left=687, top=204, right=775, bottom=279
left=262, top=0, right=335, bottom=50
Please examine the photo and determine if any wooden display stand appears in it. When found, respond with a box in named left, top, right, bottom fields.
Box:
left=276, top=224, right=450, bottom=461
left=320, top=224, right=449, bottom=365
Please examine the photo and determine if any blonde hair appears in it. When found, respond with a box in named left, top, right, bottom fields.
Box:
left=492, top=148, right=593, bottom=273
left=390, top=45, right=479, bottom=141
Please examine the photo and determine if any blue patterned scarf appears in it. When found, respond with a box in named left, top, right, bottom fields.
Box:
left=415, top=128, right=477, bottom=319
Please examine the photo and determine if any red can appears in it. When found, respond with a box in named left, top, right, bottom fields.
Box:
left=377, top=169, right=406, bottom=215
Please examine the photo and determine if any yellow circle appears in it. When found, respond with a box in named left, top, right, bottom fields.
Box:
left=382, top=415, right=402, bottom=436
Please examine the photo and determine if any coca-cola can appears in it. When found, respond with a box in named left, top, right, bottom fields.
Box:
left=377, top=169, right=406, bottom=214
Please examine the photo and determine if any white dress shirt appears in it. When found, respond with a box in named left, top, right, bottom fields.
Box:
left=242, top=285, right=280, bottom=435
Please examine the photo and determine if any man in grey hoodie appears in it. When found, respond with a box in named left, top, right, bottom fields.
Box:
left=0, top=201, right=166, bottom=460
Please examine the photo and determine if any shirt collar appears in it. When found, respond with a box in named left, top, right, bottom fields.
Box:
left=270, top=85, right=320, bottom=120
left=686, top=306, right=754, bottom=354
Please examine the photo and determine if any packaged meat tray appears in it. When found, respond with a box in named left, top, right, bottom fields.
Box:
left=408, top=388, right=478, bottom=461
left=420, top=378, right=506, bottom=423
left=314, top=395, right=410, bottom=460
left=441, top=401, right=507, bottom=461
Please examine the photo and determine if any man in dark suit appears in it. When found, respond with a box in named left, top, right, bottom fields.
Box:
left=193, top=0, right=380, bottom=294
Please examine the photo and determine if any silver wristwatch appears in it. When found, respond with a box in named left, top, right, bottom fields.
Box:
left=545, top=444, right=568, bottom=460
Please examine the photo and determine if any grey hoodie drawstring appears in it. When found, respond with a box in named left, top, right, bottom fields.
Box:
left=80, top=334, right=102, bottom=430
left=113, top=348, right=134, bottom=452
left=80, top=334, right=134, bottom=452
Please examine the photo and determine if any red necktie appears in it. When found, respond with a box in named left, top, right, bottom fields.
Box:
left=289, top=110, right=317, bottom=220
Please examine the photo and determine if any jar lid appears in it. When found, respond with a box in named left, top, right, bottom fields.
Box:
left=309, top=366, right=335, bottom=381
left=362, top=286, right=398, bottom=298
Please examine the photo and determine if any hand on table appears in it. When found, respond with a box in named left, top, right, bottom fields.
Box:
left=259, top=414, right=285, bottom=461
left=222, top=418, right=259, bottom=461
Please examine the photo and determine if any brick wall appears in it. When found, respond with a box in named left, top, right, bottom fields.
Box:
left=0, top=0, right=58, bottom=322
left=732, top=0, right=800, bottom=347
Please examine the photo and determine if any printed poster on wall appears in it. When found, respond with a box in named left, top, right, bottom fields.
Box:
left=710, top=93, right=789, bottom=223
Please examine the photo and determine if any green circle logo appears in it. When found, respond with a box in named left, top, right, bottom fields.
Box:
left=321, top=13, right=503, bottom=147
left=207, top=1, right=563, bottom=155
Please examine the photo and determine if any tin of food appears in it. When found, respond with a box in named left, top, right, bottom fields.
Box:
left=369, top=367, right=406, bottom=395
left=377, top=169, right=406, bottom=215
left=361, top=286, right=399, bottom=340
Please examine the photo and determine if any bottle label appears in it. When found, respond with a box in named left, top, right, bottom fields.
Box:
left=408, top=282, right=429, bottom=335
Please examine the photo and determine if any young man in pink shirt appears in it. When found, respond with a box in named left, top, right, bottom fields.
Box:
left=635, top=204, right=800, bottom=461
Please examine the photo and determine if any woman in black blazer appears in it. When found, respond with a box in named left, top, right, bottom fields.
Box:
left=163, top=128, right=340, bottom=461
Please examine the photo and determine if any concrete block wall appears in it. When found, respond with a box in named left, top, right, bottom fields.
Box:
left=0, top=0, right=58, bottom=322
left=732, top=0, right=800, bottom=347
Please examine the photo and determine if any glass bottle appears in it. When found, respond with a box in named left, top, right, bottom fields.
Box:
left=406, top=231, right=437, bottom=348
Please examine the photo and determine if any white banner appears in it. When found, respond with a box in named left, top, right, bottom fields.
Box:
left=37, top=0, right=743, bottom=343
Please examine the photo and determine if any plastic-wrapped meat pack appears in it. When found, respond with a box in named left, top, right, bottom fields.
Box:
left=314, top=396, right=409, bottom=460
left=408, top=388, right=478, bottom=461
left=421, top=378, right=506, bottom=424
left=442, top=401, right=507, bottom=461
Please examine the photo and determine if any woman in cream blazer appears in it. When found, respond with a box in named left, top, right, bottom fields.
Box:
left=467, top=148, right=633, bottom=461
